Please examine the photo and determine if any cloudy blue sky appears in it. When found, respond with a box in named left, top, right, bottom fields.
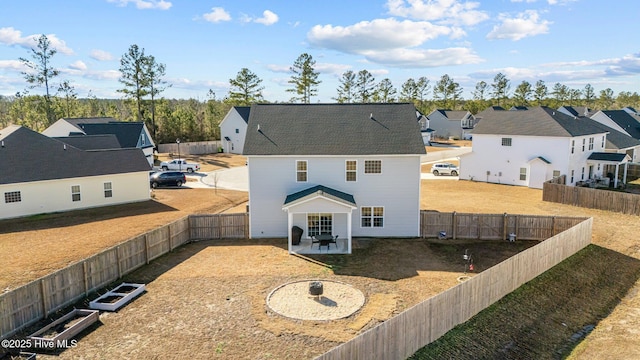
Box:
left=1, top=0, right=639, bottom=102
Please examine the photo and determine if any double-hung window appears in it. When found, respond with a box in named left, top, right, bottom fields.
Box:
left=588, top=137, right=594, bottom=150
left=104, top=182, right=113, bottom=198
left=519, top=168, right=527, bottom=181
left=346, top=160, right=357, bottom=182
left=71, top=185, right=81, bottom=202
left=361, top=206, right=384, bottom=228
left=502, top=138, right=512, bottom=146
left=296, top=160, right=307, bottom=182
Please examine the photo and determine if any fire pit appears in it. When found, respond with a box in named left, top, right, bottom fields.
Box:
left=266, top=280, right=365, bottom=321
left=309, top=281, right=323, bottom=297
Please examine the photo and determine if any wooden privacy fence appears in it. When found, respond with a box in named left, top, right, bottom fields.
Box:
left=420, top=211, right=586, bottom=241
left=316, top=217, right=593, bottom=360
left=190, top=213, right=249, bottom=240
left=543, top=179, right=640, bottom=216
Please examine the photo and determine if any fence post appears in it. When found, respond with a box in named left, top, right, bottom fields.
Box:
left=40, top=279, right=48, bottom=318
left=83, top=262, right=89, bottom=296
left=452, top=212, right=457, bottom=240
left=514, top=215, right=519, bottom=239
left=116, top=246, right=122, bottom=279
left=503, top=213, right=508, bottom=241
left=551, top=216, right=556, bottom=237
left=145, top=234, right=150, bottom=264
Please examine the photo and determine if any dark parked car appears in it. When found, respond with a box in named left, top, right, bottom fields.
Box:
left=150, top=171, right=186, bottom=188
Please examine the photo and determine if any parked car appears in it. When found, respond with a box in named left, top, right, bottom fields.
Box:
left=159, top=159, right=200, bottom=173
left=150, top=171, right=186, bottom=188
left=431, top=162, right=459, bottom=176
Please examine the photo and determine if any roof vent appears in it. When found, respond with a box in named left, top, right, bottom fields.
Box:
left=370, top=113, right=373, bottom=120
left=64, top=144, right=67, bottom=150
left=1, top=140, right=4, bottom=148
left=257, top=124, right=261, bottom=132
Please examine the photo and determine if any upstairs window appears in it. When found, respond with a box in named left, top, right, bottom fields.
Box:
left=71, top=185, right=81, bottom=202
left=588, top=137, right=594, bottom=150
left=296, top=160, right=307, bottom=182
left=104, top=182, right=113, bottom=198
left=4, top=191, right=21, bottom=203
left=582, top=138, right=586, bottom=152
left=601, top=136, right=605, bottom=148
left=346, top=160, right=357, bottom=182
left=501, top=138, right=512, bottom=146
left=364, top=160, right=382, bottom=174
left=571, top=140, right=575, bottom=154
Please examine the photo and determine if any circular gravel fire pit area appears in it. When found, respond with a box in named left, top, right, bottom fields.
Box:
left=267, top=280, right=365, bottom=321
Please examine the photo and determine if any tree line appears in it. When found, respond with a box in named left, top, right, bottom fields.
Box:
left=2, top=35, right=639, bottom=144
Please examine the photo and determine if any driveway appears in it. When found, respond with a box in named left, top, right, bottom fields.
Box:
left=421, top=146, right=471, bottom=163
left=187, top=166, right=248, bottom=191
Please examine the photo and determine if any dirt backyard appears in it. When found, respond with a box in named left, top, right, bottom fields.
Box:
left=2, top=158, right=640, bottom=359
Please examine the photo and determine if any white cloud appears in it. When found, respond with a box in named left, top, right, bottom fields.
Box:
left=254, top=10, right=279, bottom=26
left=486, top=10, right=551, bottom=41
left=0, top=27, right=74, bottom=55
left=90, top=49, right=114, bottom=61
left=68, top=60, right=87, bottom=71
left=107, top=0, right=172, bottom=10
left=265, top=64, right=291, bottom=73
left=308, top=18, right=452, bottom=54
left=386, top=0, right=489, bottom=26
left=0, top=59, right=26, bottom=71
left=203, top=7, right=231, bottom=23
left=363, top=47, right=484, bottom=68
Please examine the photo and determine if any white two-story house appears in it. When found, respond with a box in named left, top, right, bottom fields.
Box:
left=243, top=103, right=426, bottom=254
left=219, top=106, right=250, bottom=154
left=459, top=106, right=632, bottom=189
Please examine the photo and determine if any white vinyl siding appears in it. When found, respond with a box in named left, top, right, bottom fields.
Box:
left=247, top=155, right=421, bottom=238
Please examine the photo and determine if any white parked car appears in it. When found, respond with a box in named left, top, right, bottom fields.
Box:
left=431, top=162, right=459, bottom=176
left=159, top=159, right=200, bottom=173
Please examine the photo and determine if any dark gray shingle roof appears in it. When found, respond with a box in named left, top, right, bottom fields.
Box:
left=587, top=152, right=628, bottom=162
left=472, top=106, right=608, bottom=137
left=586, top=121, right=640, bottom=150
left=234, top=106, right=251, bottom=123
left=283, top=185, right=356, bottom=207
left=55, top=134, right=122, bottom=150
left=600, top=110, right=640, bottom=139
left=80, top=122, right=148, bottom=148
left=243, top=103, right=426, bottom=156
left=0, top=125, right=150, bottom=185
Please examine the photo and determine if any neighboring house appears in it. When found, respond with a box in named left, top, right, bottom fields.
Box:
left=426, top=110, right=477, bottom=140
left=588, top=121, right=640, bottom=163
left=590, top=110, right=640, bottom=140
left=558, top=106, right=595, bottom=118
left=459, top=106, right=631, bottom=189
left=43, top=117, right=155, bottom=166
left=0, top=125, right=151, bottom=220
left=417, top=111, right=435, bottom=145
left=243, top=103, right=426, bottom=254
left=220, top=106, right=250, bottom=154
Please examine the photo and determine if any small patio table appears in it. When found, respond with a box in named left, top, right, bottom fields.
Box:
left=314, top=233, right=337, bottom=250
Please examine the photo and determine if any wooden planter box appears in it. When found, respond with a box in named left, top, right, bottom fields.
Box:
left=89, top=283, right=145, bottom=312
left=28, top=309, right=99, bottom=349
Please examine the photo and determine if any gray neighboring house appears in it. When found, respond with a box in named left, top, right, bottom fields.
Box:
left=426, top=109, right=477, bottom=140
left=558, top=106, right=596, bottom=118
left=0, top=125, right=151, bottom=220
left=243, top=103, right=426, bottom=255
left=43, top=117, right=155, bottom=166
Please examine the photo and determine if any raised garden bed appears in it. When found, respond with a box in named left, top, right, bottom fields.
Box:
left=28, top=309, right=98, bottom=349
left=89, top=283, right=145, bottom=312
